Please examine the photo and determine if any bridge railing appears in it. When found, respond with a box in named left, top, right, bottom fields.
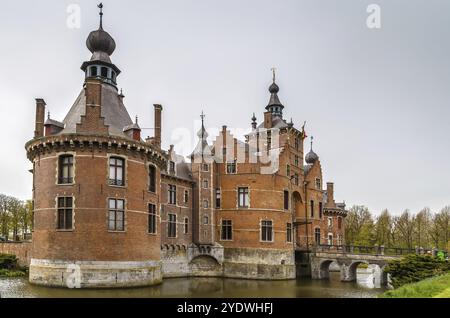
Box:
left=314, top=244, right=447, bottom=257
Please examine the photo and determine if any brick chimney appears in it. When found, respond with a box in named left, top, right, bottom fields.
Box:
left=34, top=99, right=46, bottom=138
left=264, top=111, right=272, bottom=129
left=326, top=182, right=336, bottom=208
left=153, top=104, right=162, bottom=148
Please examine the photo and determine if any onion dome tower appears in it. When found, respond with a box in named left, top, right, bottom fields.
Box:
left=305, top=136, right=319, bottom=164
left=81, top=3, right=120, bottom=86
left=25, top=3, right=166, bottom=289
left=266, top=68, right=284, bottom=118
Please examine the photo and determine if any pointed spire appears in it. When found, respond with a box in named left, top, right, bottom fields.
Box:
left=98, top=3, right=104, bottom=30
left=310, top=136, right=314, bottom=151
left=251, top=113, right=257, bottom=129
left=288, top=117, right=294, bottom=128
left=47, top=111, right=50, bottom=119
left=135, top=115, right=138, bottom=124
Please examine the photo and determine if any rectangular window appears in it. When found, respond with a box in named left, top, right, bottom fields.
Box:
left=202, top=164, right=209, bottom=172
left=203, top=200, right=209, bottom=208
left=109, top=157, right=125, bottom=186
left=310, top=200, right=314, bottom=218
left=57, top=197, right=73, bottom=230
left=148, top=203, right=156, bottom=234
left=294, top=173, right=299, bottom=186
left=319, top=202, right=323, bottom=219
left=148, top=165, right=156, bottom=192
left=108, top=198, right=125, bottom=231
left=221, top=220, right=232, bottom=240
left=328, top=233, right=333, bottom=246
left=58, top=155, right=74, bottom=184
left=226, top=161, right=236, bottom=174
left=215, top=188, right=221, bottom=208
left=315, top=228, right=321, bottom=244
left=238, top=187, right=249, bottom=208
left=294, top=137, right=299, bottom=150
left=315, top=178, right=321, bottom=190
left=261, top=220, right=273, bottom=242
left=294, top=155, right=299, bottom=167
left=328, top=217, right=333, bottom=228
left=284, top=190, right=289, bottom=210
left=267, top=131, right=272, bottom=150
left=101, top=66, right=108, bottom=77
left=168, top=213, right=177, bottom=238
left=168, top=185, right=177, bottom=205
left=203, top=179, right=209, bottom=189
left=338, top=217, right=342, bottom=230
left=184, top=190, right=189, bottom=203
left=286, top=223, right=292, bottom=242
left=337, top=234, right=343, bottom=246
left=184, top=217, right=189, bottom=234
left=286, top=165, right=290, bottom=178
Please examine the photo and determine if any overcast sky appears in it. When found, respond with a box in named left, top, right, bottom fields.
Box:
left=0, top=0, right=448, bottom=215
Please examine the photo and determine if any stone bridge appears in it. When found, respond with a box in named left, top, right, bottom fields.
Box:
left=310, top=251, right=397, bottom=286
left=307, top=245, right=443, bottom=286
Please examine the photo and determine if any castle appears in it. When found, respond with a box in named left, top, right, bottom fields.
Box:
left=25, top=6, right=347, bottom=288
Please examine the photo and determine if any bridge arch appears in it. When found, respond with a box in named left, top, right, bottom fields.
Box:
left=317, top=259, right=340, bottom=279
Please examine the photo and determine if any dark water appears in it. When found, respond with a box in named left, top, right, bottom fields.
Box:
left=0, top=271, right=385, bottom=298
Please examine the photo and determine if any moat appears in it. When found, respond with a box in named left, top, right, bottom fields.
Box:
left=0, top=271, right=385, bottom=298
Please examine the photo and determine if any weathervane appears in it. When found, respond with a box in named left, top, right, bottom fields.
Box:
left=271, top=67, right=277, bottom=83
left=98, top=3, right=104, bottom=29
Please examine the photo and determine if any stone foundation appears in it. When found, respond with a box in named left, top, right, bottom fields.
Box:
left=223, top=247, right=295, bottom=280
left=29, top=259, right=162, bottom=288
left=161, top=246, right=295, bottom=280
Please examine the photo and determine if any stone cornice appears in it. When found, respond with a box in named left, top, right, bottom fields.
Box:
left=25, top=134, right=168, bottom=169
left=323, top=207, right=348, bottom=217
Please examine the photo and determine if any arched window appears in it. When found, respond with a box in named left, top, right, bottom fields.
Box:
left=203, top=215, right=209, bottom=225
left=184, top=217, right=189, bottom=234
left=314, top=228, right=321, bottom=245
left=203, top=179, right=209, bottom=189
left=203, top=200, right=209, bottom=208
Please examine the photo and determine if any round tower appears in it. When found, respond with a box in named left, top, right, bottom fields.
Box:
left=25, top=4, right=166, bottom=288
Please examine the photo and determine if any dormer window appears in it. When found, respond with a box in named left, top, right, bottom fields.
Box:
left=169, top=161, right=175, bottom=174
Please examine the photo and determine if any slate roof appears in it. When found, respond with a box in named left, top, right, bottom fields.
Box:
left=59, top=84, right=133, bottom=138
left=162, top=153, right=194, bottom=182
left=257, top=116, right=289, bottom=129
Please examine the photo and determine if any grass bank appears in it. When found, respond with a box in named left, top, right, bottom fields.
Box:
left=380, top=273, right=450, bottom=298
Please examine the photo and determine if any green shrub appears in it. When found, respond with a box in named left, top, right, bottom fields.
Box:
left=0, top=253, right=19, bottom=270
left=384, top=254, right=450, bottom=288
left=0, top=268, right=26, bottom=277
